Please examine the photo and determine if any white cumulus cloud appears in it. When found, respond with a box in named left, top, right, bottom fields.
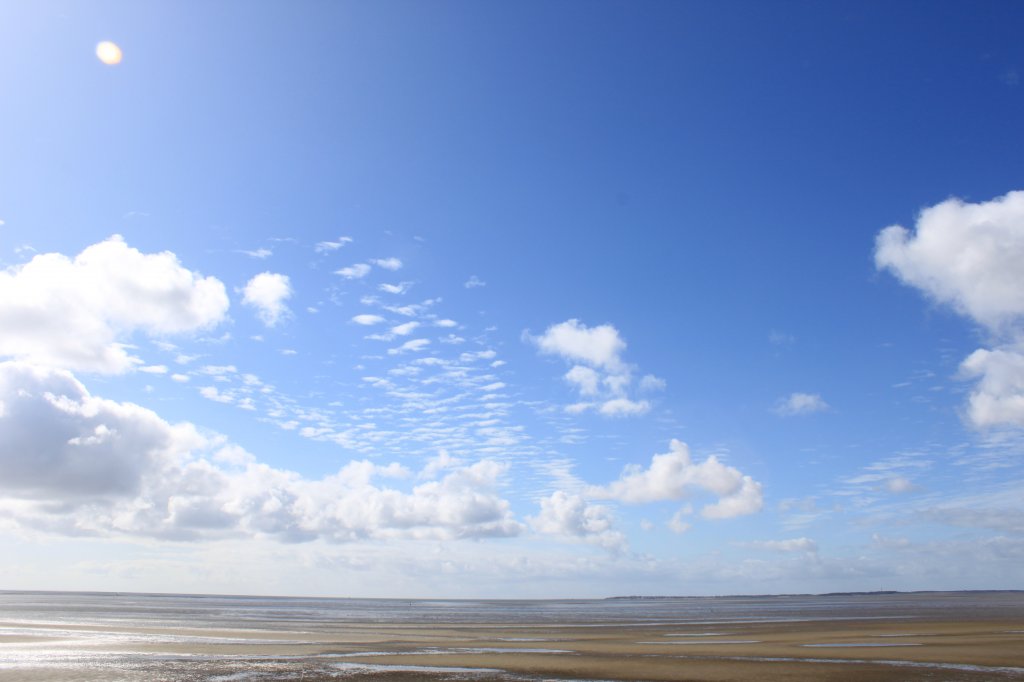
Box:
left=531, top=319, right=658, bottom=419
left=0, top=362, right=204, bottom=498
left=587, top=439, right=763, bottom=520
left=529, top=491, right=626, bottom=552
left=199, top=385, right=233, bottom=404
left=700, top=476, right=765, bottom=519
left=0, top=236, right=229, bottom=374
left=391, top=321, right=420, bottom=336
left=876, top=190, right=1024, bottom=428
left=241, top=272, right=292, bottom=327
left=599, top=398, right=651, bottom=417
left=533, top=319, right=625, bottom=370
left=352, top=314, right=385, bottom=326
left=960, top=346, right=1024, bottom=428
left=875, top=190, right=1024, bottom=332
left=0, top=362, right=522, bottom=543
left=565, top=365, right=601, bottom=396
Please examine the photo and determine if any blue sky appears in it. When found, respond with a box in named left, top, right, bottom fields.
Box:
left=1, top=0, right=1023, bottom=598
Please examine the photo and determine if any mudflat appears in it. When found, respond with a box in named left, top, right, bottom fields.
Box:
left=2, top=613, right=1023, bottom=680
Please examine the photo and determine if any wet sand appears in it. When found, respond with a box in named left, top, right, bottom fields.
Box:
left=2, top=613, right=1024, bottom=680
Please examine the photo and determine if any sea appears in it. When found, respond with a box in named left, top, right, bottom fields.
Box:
left=1, top=590, right=1022, bottom=680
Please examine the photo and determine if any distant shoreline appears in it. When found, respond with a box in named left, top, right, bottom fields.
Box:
left=2, top=587, right=1022, bottom=602
left=606, top=589, right=1024, bottom=600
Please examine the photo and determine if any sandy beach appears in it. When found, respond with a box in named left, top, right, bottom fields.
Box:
left=2, top=607, right=1023, bottom=680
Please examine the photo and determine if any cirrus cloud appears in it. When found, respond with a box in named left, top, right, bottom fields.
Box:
left=744, top=537, right=818, bottom=553
left=371, top=257, right=403, bottom=271
left=315, top=237, right=352, bottom=253
left=335, top=263, right=371, bottom=279
left=774, top=392, right=829, bottom=416
left=387, top=339, right=430, bottom=355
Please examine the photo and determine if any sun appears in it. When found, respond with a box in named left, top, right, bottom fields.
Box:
left=95, top=41, right=123, bottom=66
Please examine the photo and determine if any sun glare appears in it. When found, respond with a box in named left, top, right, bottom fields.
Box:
left=95, top=41, right=122, bottom=65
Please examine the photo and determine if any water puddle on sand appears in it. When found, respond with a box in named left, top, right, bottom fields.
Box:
left=332, top=663, right=624, bottom=682
left=637, top=640, right=760, bottom=645
left=672, top=654, right=1024, bottom=677
left=333, top=662, right=505, bottom=674
left=330, top=647, right=573, bottom=656
left=455, top=647, right=573, bottom=654
left=802, top=643, right=922, bottom=648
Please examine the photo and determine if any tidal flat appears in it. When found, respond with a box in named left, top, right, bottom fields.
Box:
left=1, top=591, right=1022, bottom=681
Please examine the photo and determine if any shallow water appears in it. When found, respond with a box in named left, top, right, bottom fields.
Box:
left=4, top=589, right=1023, bottom=629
